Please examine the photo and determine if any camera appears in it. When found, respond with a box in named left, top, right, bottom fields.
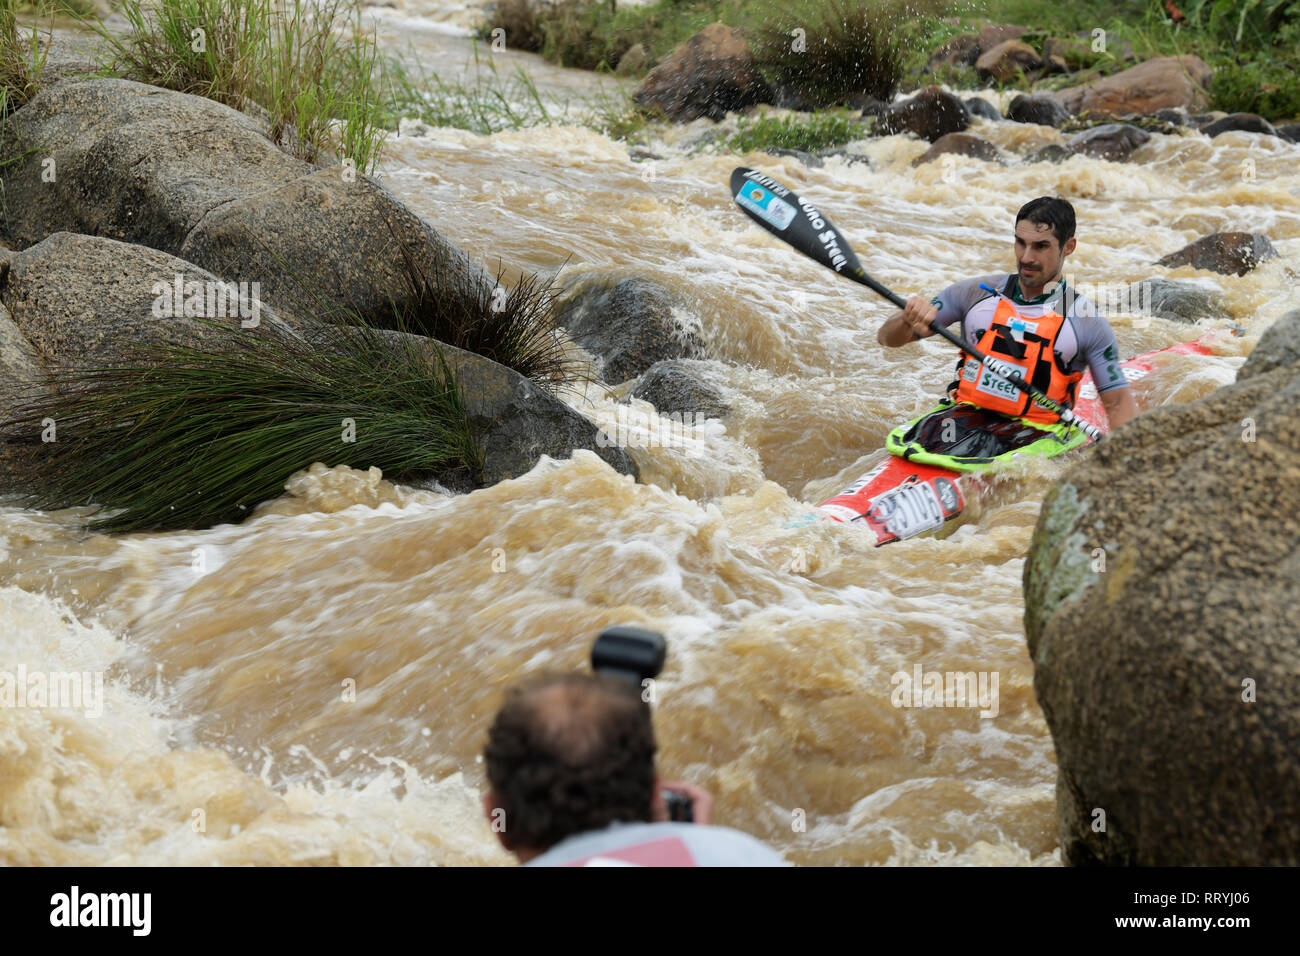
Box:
left=591, top=626, right=693, bottom=824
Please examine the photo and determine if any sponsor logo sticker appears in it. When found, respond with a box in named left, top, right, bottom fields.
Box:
left=737, top=184, right=797, bottom=230
left=975, top=361, right=1024, bottom=401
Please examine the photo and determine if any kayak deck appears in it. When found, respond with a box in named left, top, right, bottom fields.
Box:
left=816, top=340, right=1213, bottom=545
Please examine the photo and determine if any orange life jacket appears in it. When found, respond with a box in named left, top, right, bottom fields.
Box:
left=951, top=296, right=1084, bottom=426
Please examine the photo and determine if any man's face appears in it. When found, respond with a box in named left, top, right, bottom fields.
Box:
left=1014, top=220, right=1072, bottom=287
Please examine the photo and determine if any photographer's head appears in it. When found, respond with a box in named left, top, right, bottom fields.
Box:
left=482, top=672, right=656, bottom=862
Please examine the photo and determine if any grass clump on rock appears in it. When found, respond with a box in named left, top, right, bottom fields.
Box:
left=724, top=111, right=865, bottom=152
left=8, top=318, right=481, bottom=533
left=94, top=0, right=388, bottom=172
left=1, top=5, right=47, bottom=114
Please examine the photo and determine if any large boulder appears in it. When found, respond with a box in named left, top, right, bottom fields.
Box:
left=1053, top=55, right=1212, bottom=115
left=0, top=300, right=49, bottom=436
left=879, top=86, right=970, bottom=142
left=1024, top=342, right=1300, bottom=865
left=1239, top=307, right=1300, bottom=380
left=964, top=96, right=1002, bottom=121
left=977, top=23, right=1028, bottom=52
left=924, top=34, right=981, bottom=72
left=0, top=233, right=637, bottom=490
left=0, top=232, right=282, bottom=373
left=557, top=275, right=706, bottom=384
left=0, top=78, right=486, bottom=326
left=632, top=22, right=771, bottom=122
left=1062, top=123, right=1151, bottom=162
left=1157, top=232, right=1278, bottom=276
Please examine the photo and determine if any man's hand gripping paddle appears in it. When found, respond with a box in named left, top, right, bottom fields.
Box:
left=728, top=167, right=1103, bottom=442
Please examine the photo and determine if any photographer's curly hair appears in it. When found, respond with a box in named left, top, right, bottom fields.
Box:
left=484, top=673, right=657, bottom=853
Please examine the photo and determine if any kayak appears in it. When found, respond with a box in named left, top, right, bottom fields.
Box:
left=816, top=340, right=1213, bottom=545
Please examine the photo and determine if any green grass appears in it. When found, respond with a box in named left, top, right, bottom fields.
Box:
left=377, top=43, right=558, bottom=134
left=92, top=0, right=389, bottom=173
left=5, top=317, right=482, bottom=532
left=1, top=5, right=47, bottom=113
left=724, top=111, right=866, bottom=153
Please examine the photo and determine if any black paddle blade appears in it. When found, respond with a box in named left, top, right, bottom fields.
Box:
left=730, top=167, right=863, bottom=278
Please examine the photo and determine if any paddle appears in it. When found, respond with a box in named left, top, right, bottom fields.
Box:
left=728, top=167, right=1103, bottom=442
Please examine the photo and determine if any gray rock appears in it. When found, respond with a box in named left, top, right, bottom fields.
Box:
left=1027, top=144, right=1071, bottom=164
left=0, top=297, right=50, bottom=437
left=763, top=147, right=823, bottom=168
left=627, top=360, right=729, bottom=419
left=439, top=343, right=638, bottom=484
left=1152, top=108, right=1188, bottom=126
left=964, top=96, right=1002, bottom=121
left=1063, top=123, right=1151, bottom=162
left=1157, top=232, right=1278, bottom=276
left=0, top=232, right=285, bottom=373
left=1277, top=122, right=1300, bottom=143
left=1200, top=112, right=1278, bottom=138
left=1025, top=358, right=1300, bottom=864
left=911, top=132, right=1002, bottom=167
left=0, top=78, right=487, bottom=325
left=1239, top=308, right=1300, bottom=381
left=879, top=86, right=970, bottom=142
left=557, top=275, right=705, bottom=384
left=1127, top=278, right=1230, bottom=324
left=1006, top=93, right=1070, bottom=127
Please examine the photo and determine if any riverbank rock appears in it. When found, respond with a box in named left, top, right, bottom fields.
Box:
left=0, top=78, right=486, bottom=326
left=1126, top=278, right=1230, bottom=323
left=1200, top=112, right=1278, bottom=138
left=1157, top=232, right=1278, bottom=276
left=557, top=275, right=705, bottom=384
left=1006, top=93, right=1069, bottom=127
left=1053, top=55, right=1212, bottom=115
left=975, top=39, right=1041, bottom=84
left=632, top=22, right=771, bottom=122
left=627, top=360, right=730, bottom=420
left=911, top=132, right=1002, bottom=166
left=1277, top=123, right=1300, bottom=143
left=1063, top=123, right=1151, bottom=162
left=1024, top=338, right=1300, bottom=864
left=977, top=23, right=1028, bottom=52
left=924, top=34, right=980, bottom=72
left=879, top=86, right=970, bottom=142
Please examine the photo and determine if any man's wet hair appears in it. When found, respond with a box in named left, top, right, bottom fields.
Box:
left=1016, top=197, right=1076, bottom=247
left=484, top=672, right=657, bottom=852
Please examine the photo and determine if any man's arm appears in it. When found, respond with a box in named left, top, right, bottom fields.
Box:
left=1099, top=386, right=1137, bottom=430
left=878, top=296, right=939, bottom=346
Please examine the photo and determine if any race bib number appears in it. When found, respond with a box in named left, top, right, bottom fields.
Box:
left=869, top=482, right=946, bottom=540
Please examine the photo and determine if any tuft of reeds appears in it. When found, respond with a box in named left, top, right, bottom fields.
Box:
left=92, top=0, right=388, bottom=173
left=0, top=5, right=47, bottom=115
left=378, top=239, right=580, bottom=393
left=5, top=317, right=481, bottom=532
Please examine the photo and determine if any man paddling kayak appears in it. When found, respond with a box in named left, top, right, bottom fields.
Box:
left=876, top=198, right=1138, bottom=445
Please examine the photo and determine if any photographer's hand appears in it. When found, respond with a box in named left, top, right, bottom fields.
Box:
left=653, top=780, right=714, bottom=825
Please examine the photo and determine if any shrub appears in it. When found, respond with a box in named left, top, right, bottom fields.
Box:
left=749, top=0, right=935, bottom=108
left=1210, top=56, right=1300, bottom=120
